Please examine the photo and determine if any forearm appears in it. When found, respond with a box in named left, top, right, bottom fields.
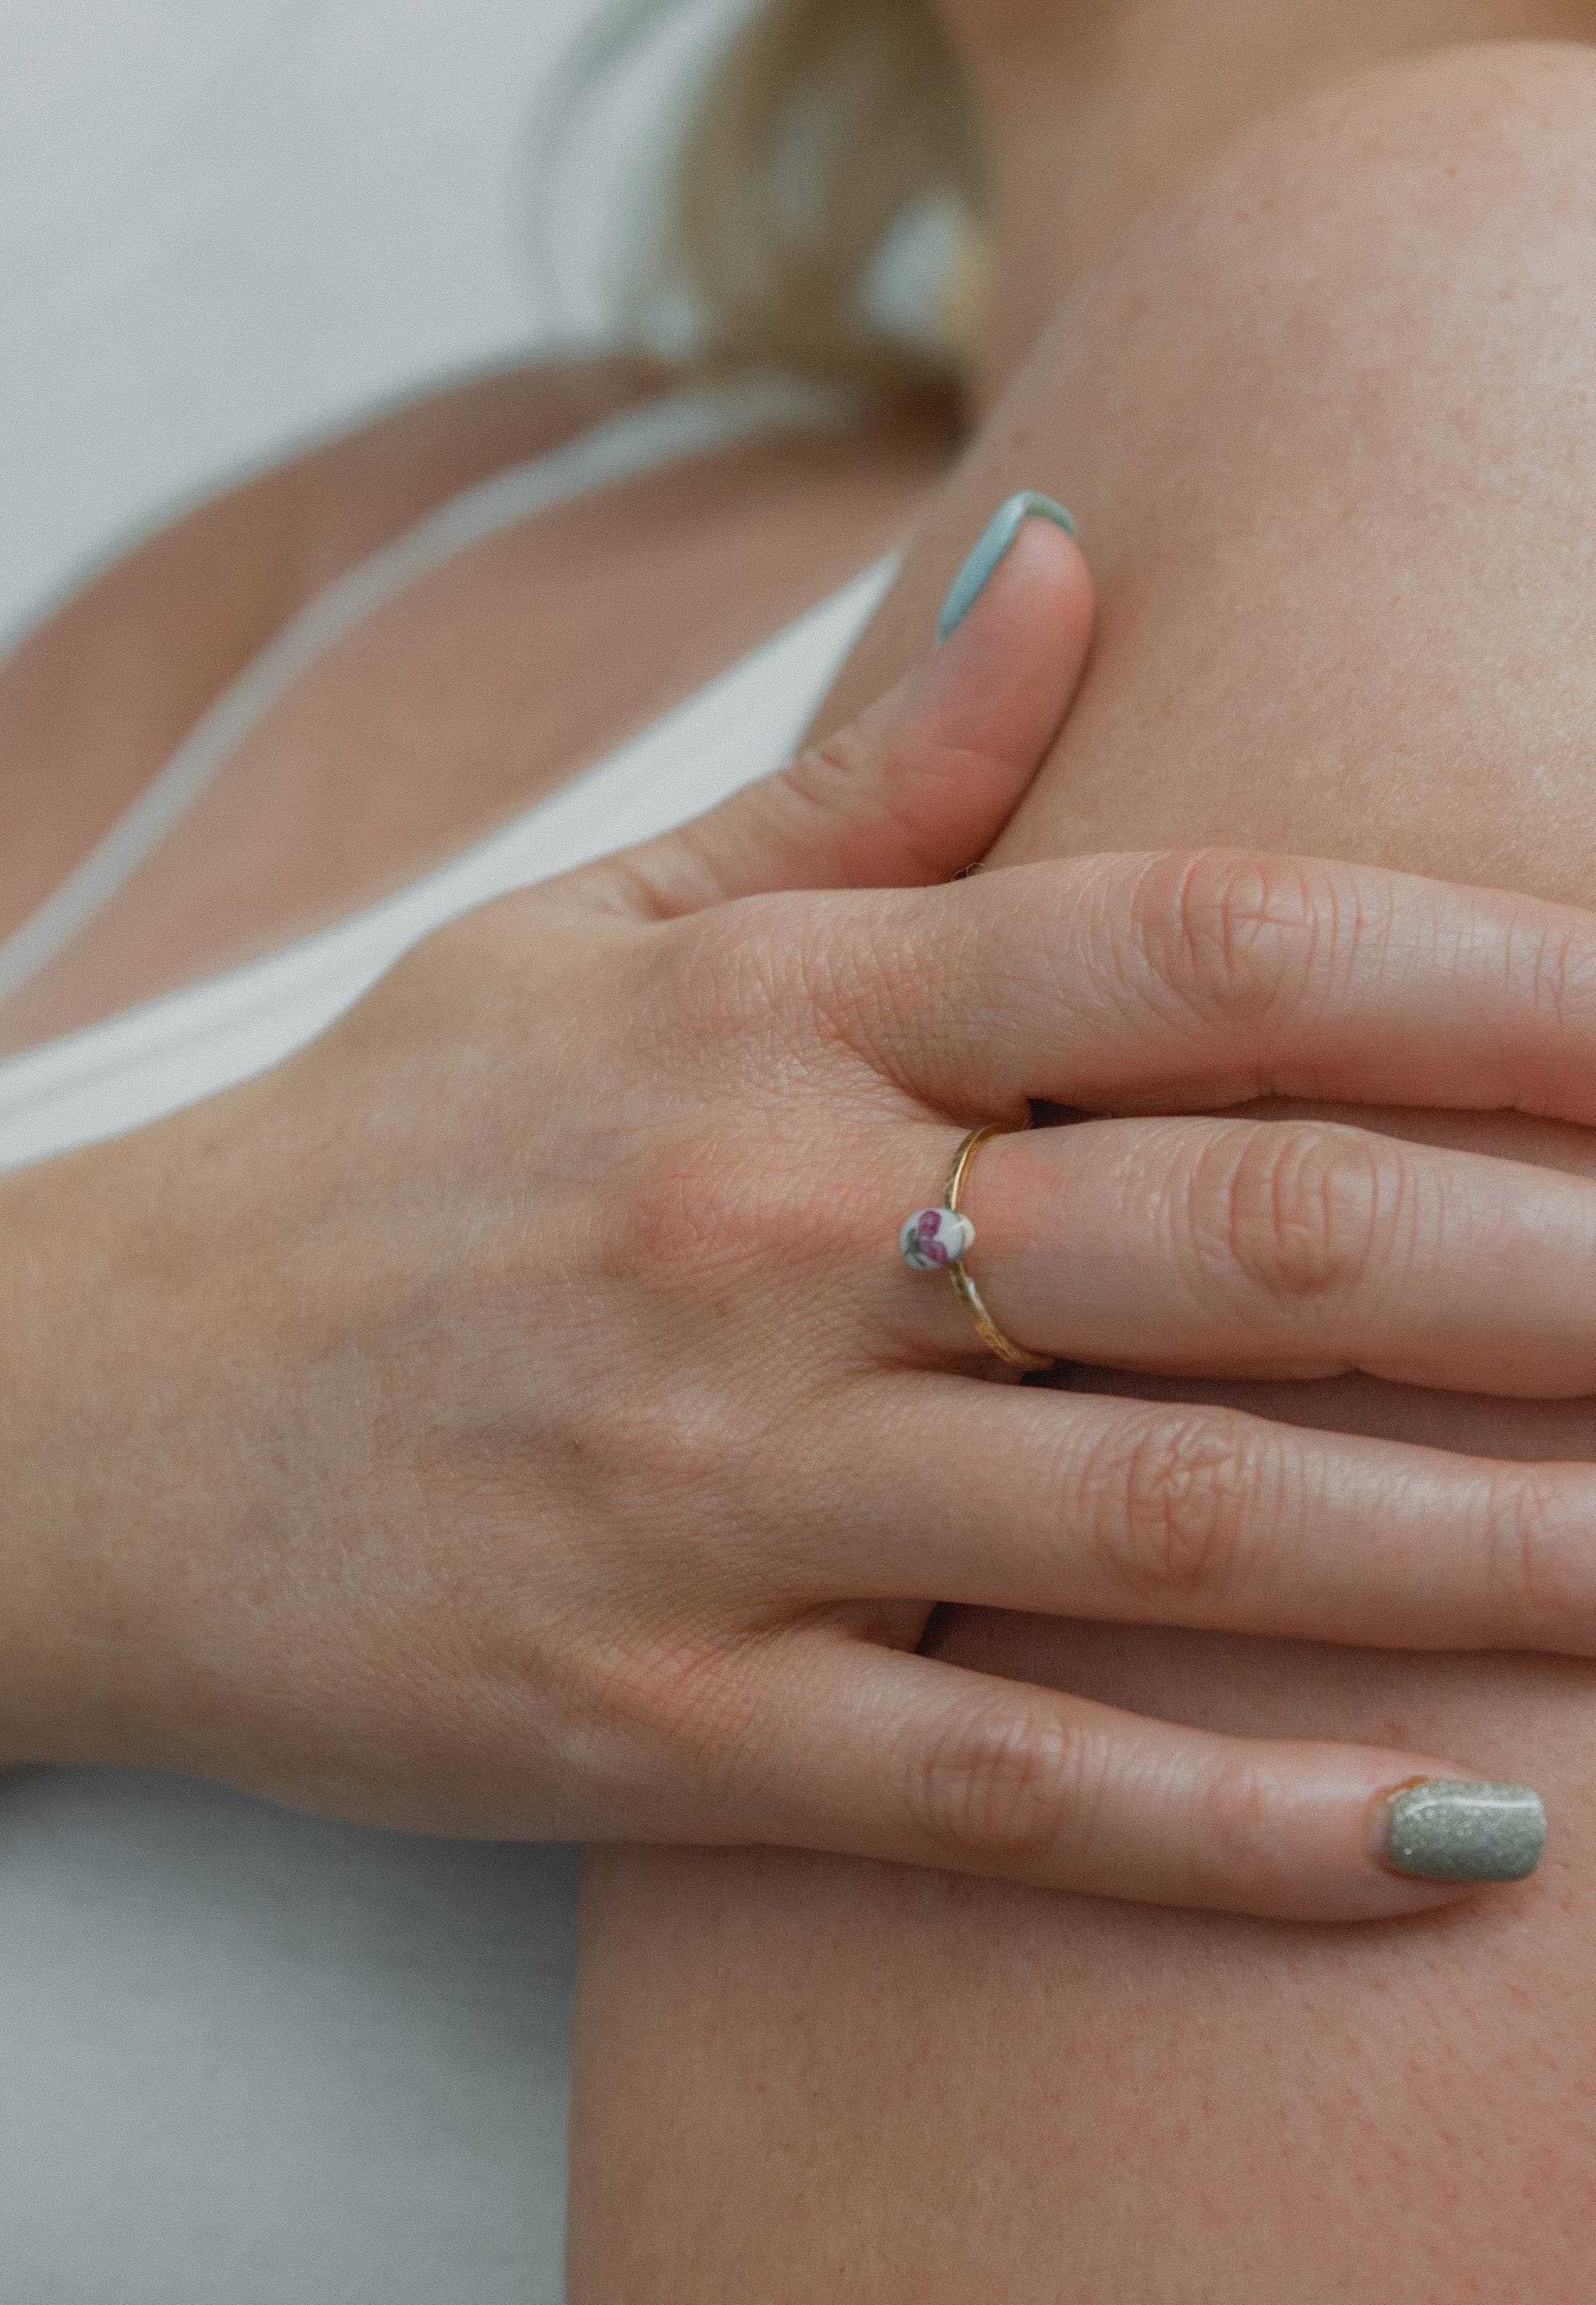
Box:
left=0, top=1147, right=131, bottom=1771
left=568, top=46, right=1596, bottom=2299
left=0, top=1108, right=252, bottom=1777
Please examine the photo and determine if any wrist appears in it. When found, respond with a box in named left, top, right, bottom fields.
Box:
left=0, top=1141, right=184, bottom=1773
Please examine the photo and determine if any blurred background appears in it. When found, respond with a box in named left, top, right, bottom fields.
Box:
left=0, top=0, right=666, bottom=636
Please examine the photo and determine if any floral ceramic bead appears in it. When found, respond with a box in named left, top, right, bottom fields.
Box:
left=899, top=1207, right=976, bottom=1271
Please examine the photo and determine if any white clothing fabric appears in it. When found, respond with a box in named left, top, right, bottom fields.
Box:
left=0, top=376, right=899, bottom=2299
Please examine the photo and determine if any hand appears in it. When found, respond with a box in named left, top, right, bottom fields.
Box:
left=7, top=508, right=1596, bottom=1923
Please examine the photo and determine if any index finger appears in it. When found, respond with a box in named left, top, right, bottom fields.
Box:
left=848, top=846, right=1596, bottom=1123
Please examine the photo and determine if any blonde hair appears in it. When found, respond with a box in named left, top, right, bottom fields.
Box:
left=534, top=0, right=984, bottom=401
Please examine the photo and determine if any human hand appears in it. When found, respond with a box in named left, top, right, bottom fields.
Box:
left=7, top=504, right=1594, bottom=1920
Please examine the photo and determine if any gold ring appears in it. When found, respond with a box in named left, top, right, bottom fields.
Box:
left=898, top=1120, right=1057, bottom=1374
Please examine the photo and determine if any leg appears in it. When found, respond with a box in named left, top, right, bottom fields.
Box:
left=568, top=45, right=1596, bottom=2300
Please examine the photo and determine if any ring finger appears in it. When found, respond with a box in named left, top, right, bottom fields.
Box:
left=889, top=1112, right=1596, bottom=1394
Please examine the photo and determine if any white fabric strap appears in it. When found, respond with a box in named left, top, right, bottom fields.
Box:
left=0, top=370, right=864, bottom=1006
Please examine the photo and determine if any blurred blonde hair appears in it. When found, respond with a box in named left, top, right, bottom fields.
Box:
left=535, top=0, right=985, bottom=401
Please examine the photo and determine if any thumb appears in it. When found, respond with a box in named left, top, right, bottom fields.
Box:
left=563, top=495, right=1093, bottom=920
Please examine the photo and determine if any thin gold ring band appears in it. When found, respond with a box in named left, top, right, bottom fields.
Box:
left=941, top=1121, right=1057, bottom=1374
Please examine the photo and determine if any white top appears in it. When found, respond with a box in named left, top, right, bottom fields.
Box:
left=0, top=377, right=899, bottom=2301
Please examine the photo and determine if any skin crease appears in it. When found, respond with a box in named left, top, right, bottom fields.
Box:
left=8, top=2, right=1596, bottom=2297
left=566, top=27, right=1596, bottom=2305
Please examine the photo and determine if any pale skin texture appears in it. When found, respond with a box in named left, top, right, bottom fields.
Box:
left=0, top=362, right=954, bottom=1050
left=567, top=30, right=1596, bottom=2304
left=18, top=510, right=1596, bottom=1919
left=7, top=0, right=1596, bottom=2292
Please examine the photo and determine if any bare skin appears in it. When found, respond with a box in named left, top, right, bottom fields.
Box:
left=0, top=362, right=951, bottom=1053
left=10, top=2, right=1596, bottom=2298
left=567, top=34, right=1596, bottom=2304
left=0, top=354, right=670, bottom=947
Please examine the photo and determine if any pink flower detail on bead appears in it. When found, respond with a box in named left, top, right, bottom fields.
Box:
left=899, top=1207, right=975, bottom=1271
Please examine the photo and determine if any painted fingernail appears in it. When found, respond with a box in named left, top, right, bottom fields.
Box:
left=937, top=492, right=1077, bottom=641
left=1373, top=1777, right=1547, bottom=1883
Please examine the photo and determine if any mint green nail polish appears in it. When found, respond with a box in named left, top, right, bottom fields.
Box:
left=1377, top=1778, right=1547, bottom=1883
left=937, top=492, right=1077, bottom=641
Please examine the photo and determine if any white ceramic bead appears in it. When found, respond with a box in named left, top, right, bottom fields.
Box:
left=899, top=1207, right=976, bottom=1271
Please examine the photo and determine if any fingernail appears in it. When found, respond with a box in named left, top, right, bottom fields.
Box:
left=937, top=492, right=1077, bottom=642
left=1373, top=1777, right=1547, bottom=1883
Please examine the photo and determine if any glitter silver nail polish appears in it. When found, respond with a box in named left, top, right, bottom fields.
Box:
left=1379, top=1778, right=1547, bottom=1884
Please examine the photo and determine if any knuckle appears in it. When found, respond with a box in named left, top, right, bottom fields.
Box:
left=1187, top=1755, right=1295, bottom=1909
left=1520, top=915, right=1596, bottom=1039
left=787, top=721, right=878, bottom=804
left=1081, top=1412, right=1267, bottom=1601
left=907, top=1697, right=1086, bottom=1869
left=1480, top=1469, right=1590, bottom=1641
left=646, top=898, right=806, bottom=1046
left=786, top=722, right=982, bottom=885
left=613, top=1634, right=756, bottom=1773
left=593, top=1137, right=763, bottom=1296
left=1188, top=1122, right=1396, bottom=1305
left=591, top=1127, right=850, bottom=1306
left=781, top=728, right=910, bottom=862
left=547, top=1613, right=759, bottom=1813
left=559, top=1377, right=733, bottom=1501
left=707, top=742, right=867, bottom=882
left=1125, top=848, right=1337, bottom=1029
left=643, top=891, right=891, bottom=1078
